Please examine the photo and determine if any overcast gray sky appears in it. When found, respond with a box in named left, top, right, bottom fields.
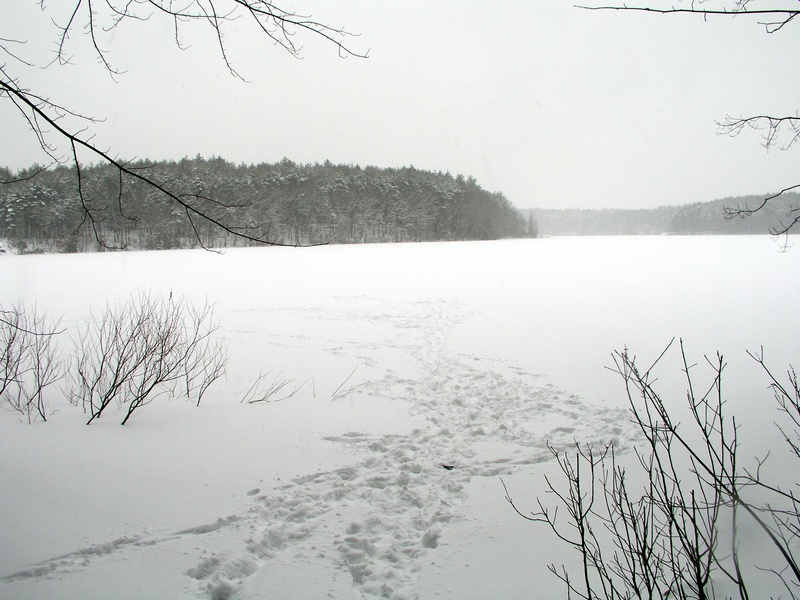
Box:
left=2, top=1, right=799, bottom=210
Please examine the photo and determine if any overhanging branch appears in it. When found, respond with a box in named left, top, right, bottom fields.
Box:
left=0, top=77, right=322, bottom=248
left=576, top=4, right=800, bottom=32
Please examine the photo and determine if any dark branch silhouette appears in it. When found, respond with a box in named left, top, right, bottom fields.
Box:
left=579, top=2, right=800, bottom=242
left=718, top=114, right=800, bottom=151
left=506, top=340, right=800, bottom=597
left=1, top=1, right=367, bottom=249
left=577, top=4, right=800, bottom=33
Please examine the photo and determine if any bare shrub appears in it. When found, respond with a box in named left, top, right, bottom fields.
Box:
left=69, top=293, right=227, bottom=425
left=0, top=305, right=65, bottom=423
left=504, top=339, right=800, bottom=599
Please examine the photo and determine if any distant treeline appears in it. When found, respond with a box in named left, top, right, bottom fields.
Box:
left=532, top=194, right=800, bottom=237
left=0, top=157, right=532, bottom=253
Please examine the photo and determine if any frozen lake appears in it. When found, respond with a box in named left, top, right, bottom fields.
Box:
left=1, top=235, right=798, bottom=599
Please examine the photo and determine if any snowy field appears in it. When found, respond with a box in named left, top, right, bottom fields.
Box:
left=1, top=235, right=798, bottom=599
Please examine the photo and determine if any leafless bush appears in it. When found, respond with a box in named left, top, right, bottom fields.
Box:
left=0, top=305, right=65, bottom=423
left=504, top=339, right=800, bottom=599
left=69, top=293, right=227, bottom=425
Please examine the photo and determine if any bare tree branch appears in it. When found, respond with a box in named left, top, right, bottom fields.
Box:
left=718, top=114, right=800, bottom=151
left=1, top=1, right=366, bottom=249
left=577, top=4, right=800, bottom=33
left=579, top=2, right=800, bottom=239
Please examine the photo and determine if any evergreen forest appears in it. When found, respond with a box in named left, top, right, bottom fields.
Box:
left=0, top=157, right=531, bottom=253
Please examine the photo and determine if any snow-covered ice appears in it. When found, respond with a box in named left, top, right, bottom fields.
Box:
left=0, top=236, right=798, bottom=599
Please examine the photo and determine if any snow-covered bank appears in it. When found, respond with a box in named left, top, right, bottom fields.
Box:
left=1, top=236, right=798, bottom=599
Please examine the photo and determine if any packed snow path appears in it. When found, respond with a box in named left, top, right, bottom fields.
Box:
left=3, top=297, right=631, bottom=599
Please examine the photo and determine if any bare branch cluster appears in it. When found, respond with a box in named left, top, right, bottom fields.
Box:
left=718, top=114, right=800, bottom=152
left=722, top=184, right=800, bottom=245
left=67, top=292, right=227, bottom=424
left=1, top=1, right=365, bottom=249
left=505, top=339, right=800, bottom=598
left=36, top=0, right=366, bottom=79
left=0, top=305, right=66, bottom=423
left=580, top=2, right=800, bottom=239
left=716, top=113, right=800, bottom=244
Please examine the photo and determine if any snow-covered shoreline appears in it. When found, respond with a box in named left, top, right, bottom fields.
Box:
left=1, top=236, right=798, bottom=599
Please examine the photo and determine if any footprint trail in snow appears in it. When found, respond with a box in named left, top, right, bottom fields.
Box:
left=187, top=298, right=631, bottom=599
left=4, top=298, right=632, bottom=599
